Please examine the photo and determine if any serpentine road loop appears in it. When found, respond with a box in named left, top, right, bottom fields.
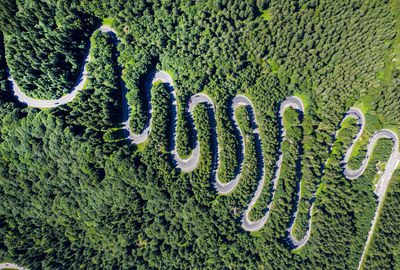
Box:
left=4, top=25, right=400, bottom=269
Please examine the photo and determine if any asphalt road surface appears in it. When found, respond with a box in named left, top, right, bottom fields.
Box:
left=0, top=263, right=28, bottom=270
left=6, top=25, right=400, bottom=268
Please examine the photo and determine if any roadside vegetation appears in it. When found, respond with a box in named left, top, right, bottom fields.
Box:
left=1, top=0, right=97, bottom=99
left=250, top=107, right=302, bottom=235
left=147, top=83, right=171, bottom=152
left=363, top=170, right=400, bottom=270
left=0, top=0, right=400, bottom=269
left=230, top=105, right=260, bottom=210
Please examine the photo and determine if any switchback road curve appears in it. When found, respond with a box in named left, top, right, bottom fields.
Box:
left=5, top=25, right=400, bottom=269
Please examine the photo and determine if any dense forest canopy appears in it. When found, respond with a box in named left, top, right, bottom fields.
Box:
left=1, top=0, right=400, bottom=269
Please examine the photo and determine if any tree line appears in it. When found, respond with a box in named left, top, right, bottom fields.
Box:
left=0, top=0, right=400, bottom=269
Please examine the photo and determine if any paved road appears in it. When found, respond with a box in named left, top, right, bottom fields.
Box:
left=241, top=97, right=304, bottom=234
left=342, top=108, right=367, bottom=179
left=0, top=263, right=27, bottom=269
left=7, top=25, right=118, bottom=108
left=323, top=107, right=400, bottom=269
left=172, top=93, right=210, bottom=172
left=279, top=97, right=314, bottom=249
left=338, top=110, right=400, bottom=270
left=6, top=25, right=400, bottom=269
left=356, top=129, right=399, bottom=270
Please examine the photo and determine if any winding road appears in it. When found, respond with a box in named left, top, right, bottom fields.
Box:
left=4, top=25, right=400, bottom=269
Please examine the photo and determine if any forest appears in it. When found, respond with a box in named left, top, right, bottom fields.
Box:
left=1, top=0, right=400, bottom=269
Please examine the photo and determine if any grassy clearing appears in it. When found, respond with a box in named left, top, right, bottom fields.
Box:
left=260, top=9, right=271, bottom=21
left=199, top=88, right=208, bottom=94
left=292, top=243, right=306, bottom=255
left=250, top=230, right=263, bottom=237
left=267, top=58, right=279, bottom=74
left=102, top=17, right=115, bottom=26
left=136, top=141, right=147, bottom=152
left=353, top=96, right=373, bottom=115
left=83, top=75, right=90, bottom=90
left=153, top=81, right=162, bottom=87
left=164, top=70, right=177, bottom=81
left=293, top=91, right=310, bottom=110
left=178, top=151, right=193, bottom=160
left=383, top=125, right=400, bottom=143
left=315, top=182, right=324, bottom=197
